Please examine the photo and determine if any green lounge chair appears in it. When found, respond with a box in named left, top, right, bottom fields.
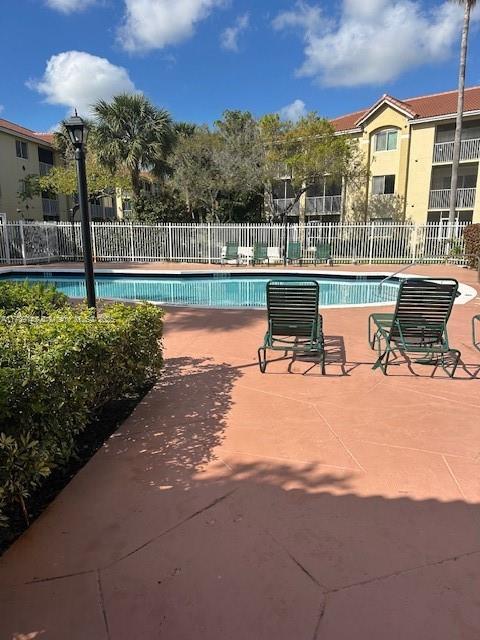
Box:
left=287, top=241, right=302, bottom=264
left=253, top=242, right=269, bottom=265
left=368, top=278, right=460, bottom=376
left=473, top=314, right=480, bottom=351
left=258, top=280, right=325, bottom=373
left=222, top=241, right=239, bottom=265
left=314, top=243, right=332, bottom=265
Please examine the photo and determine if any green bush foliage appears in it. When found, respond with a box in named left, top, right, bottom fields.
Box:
left=0, top=285, right=163, bottom=526
left=0, top=281, right=68, bottom=316
left=464, top=224, right=480, bottom=268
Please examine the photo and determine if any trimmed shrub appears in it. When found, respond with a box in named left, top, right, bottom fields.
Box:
left=0, top=293, right=163, bottom=526
left=463, top=224, right=480, bottom=268
left=0, top=281, right=68, bottom=316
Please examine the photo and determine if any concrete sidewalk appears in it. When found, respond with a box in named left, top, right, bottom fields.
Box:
left=1, top=263, right=480, bottom=639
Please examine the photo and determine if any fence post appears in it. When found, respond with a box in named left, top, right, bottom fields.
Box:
left=207, top=222, right=212, bottom=264
left=168, top=223, right=173, bottom=262
left=91, top=222, right=97, bottom=263
left=2, top=221, right=11, bottom=264
left=368, top=222, right=374, bottom=264
left=412, top=224, right=418, bottom=263
left=19, top=220, right=26, bottom=265
left=129, top=222, right=135, bottom=262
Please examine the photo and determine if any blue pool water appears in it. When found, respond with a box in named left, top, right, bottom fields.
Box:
left=0, top=273, right=400, bottom=308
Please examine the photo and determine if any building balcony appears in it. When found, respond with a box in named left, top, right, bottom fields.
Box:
left=432, top=138, right=480, bottom=163
left=305, top=195, right=342, bottom=214
left=39, top=161, right=54, bottom=176
left=42, top=197, right=59, bottom=215
left=273, top=198, right=300, bottom=216
left=428, top=187, right=476, bottom=210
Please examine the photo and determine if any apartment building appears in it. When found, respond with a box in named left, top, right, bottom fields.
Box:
left=273, top=86, right=480, bottom=226
left=0, top=118, right=117, bottom=222
left=0, top=119, right=69, bottom=222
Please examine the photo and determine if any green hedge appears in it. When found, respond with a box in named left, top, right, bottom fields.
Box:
left=0, top=281, right=69, bottom=316
left=0, top=283, right=163, bottom=526
left=464, top=224, right=480, bottom=268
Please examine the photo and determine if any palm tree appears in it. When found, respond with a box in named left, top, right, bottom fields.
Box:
left=448, top=0, right=477, bottom=234
left=93, top=94, right=176, bottom=199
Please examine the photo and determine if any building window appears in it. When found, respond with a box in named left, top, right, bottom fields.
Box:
left=374, top=129, right=398, bottom=152
left=16, top=140, right=28, bottom=159
left=427, top=211, right=473, bottom=224
left=372, top=175, right=395, bottom=195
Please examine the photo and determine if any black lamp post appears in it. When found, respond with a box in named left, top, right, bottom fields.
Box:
left=65, top=112, right=96, bottom=311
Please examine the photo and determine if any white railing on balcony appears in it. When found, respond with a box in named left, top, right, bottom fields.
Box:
left=39, top=161, right=54, bottom=176
left=305, top=195, right=342, bottom=214
left=273, top=198, right=300, bottom=215
left=428, top=187, right=476, bottom=209
left=41, top=197, right=59, bottom=215
left=433, top=138, right=480, bottom=163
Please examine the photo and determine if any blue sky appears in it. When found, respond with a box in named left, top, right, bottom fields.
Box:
left=3, top=0, right=480, bottom=132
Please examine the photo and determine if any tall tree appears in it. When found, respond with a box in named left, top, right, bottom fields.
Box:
left=448, top=0, right=477, bottom=232
left=93, top=94, right=176, bottom=200
left=260, top=113, right=352, bottom=224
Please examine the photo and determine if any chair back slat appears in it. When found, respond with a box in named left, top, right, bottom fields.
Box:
left=254, top=243, right=268, bottom=260
left=225, top=242, right=238, bottom=260
left=267, top=280, right=319, bottom=337
left=287, top=242, right=301, bottom=260
left=315, top=243, right=331, bottom=260
left=391, top=278, right=458, bottom=343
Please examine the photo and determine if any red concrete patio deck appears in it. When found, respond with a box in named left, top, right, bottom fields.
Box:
left=1, top=263, right=480, bottom=640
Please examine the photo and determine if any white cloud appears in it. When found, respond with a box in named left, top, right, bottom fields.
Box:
left=279, top=99, right=307, bottom=122
left=221, top=13, right=249, bottom=52
left=273, top=0, right=469, bottom=87
left=118, top=0, right=225, bottom=52
left=28, top=51, right=138, bottom=115
left=45, top=0, right=98, bottom=12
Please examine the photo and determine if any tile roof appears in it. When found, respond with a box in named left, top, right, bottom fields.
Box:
left=0, top=118, right=54, bottom=145
left=331, top=86, right=480, bottom=132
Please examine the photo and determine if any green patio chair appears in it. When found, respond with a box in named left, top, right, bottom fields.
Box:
left=253, top=242, right=269, bottom=265
left=287, top=241, right=302, bottom=264
left=368, top=278, right=460, bottom=376
left=222, top=241, right=239, bottom=265
left=473, top=314, right=480, bottom=351
left=314, top=243, right=332, bottom=265
left=258, top=280, right=325, bottom=374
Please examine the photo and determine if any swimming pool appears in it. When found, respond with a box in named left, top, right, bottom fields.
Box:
left=0, top=271, right=401, bottom=308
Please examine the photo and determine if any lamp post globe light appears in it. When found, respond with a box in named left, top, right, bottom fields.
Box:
left=64, top=111, right=96, bottom=311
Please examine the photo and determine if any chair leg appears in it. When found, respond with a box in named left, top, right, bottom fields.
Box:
left=373, top=348, right=389, bottom=375
left=441, top=349, right=461, bottom=378
left=258, top=347, right=267, bottom=373
left=321, top=349, right=326, bottom=375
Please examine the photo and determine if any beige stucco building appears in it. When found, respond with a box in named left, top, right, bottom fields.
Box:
left=0, top=119, right=71, bottom=222
left=273, top=86, right=480, bottom=226
left=0, top=118, right=118, bottom=222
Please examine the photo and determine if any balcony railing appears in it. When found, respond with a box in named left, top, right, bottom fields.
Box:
left=42, top=197, right=59, bottom=215
left=433, top=138, right=480, bottom=163
left=39, top=161, right=54, bottom=176
left=273, top=198, right=300, bottom=215
left=305, top=195, right=342, bottom=214
left=428, top=187, right=476, bottom=209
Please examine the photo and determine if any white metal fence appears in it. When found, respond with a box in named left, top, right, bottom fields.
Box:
left=0, top=220, right=472, bottom=266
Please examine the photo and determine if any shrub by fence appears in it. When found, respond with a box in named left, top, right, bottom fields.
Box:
left=0, top=285, right=163, bottom=527
left=464, top=224, right=480, bottom=268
